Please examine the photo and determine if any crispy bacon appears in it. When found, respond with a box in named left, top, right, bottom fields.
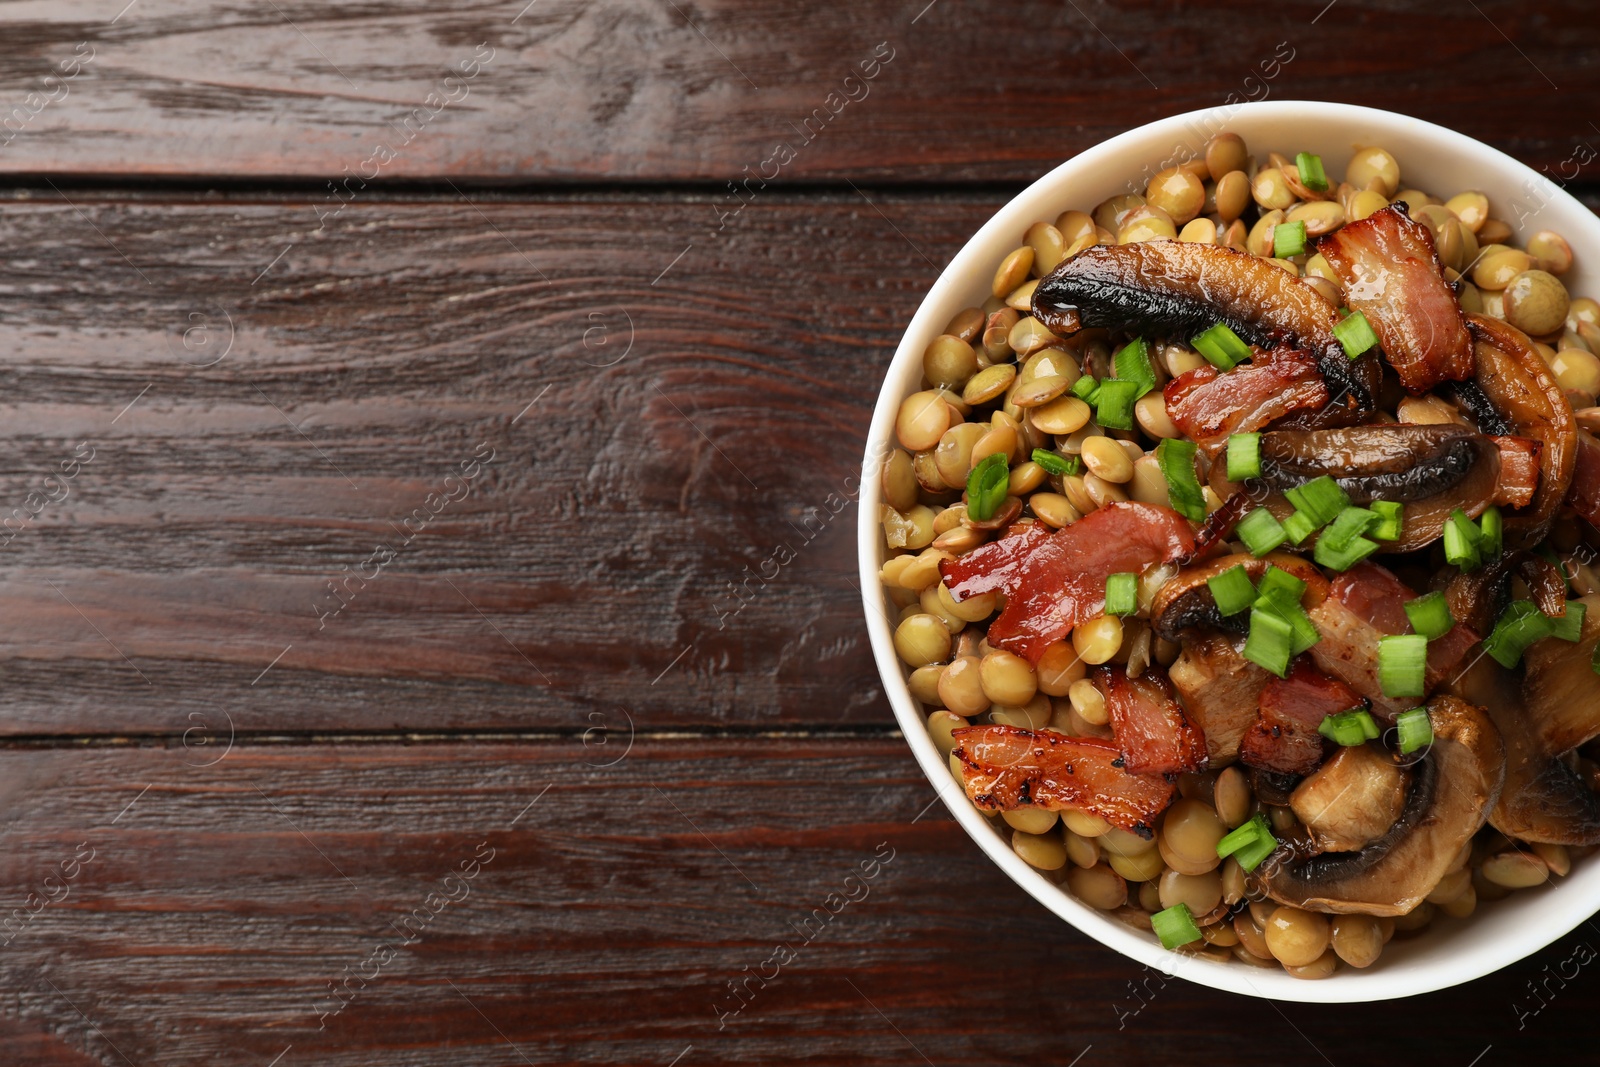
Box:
left=1318, top=204, right=1473, bottom=393
left=1164, top=348, right=1330, bottom=451
left=1490, top=435, right=1542, bottom=509
left=1097, top=665, right=1208, bottom=775
left=951, top=725, right=1177, bottom=836
left=939, top=521, right=1051, bottom=600
left=1239, top=662, right=1362, bottom=776
left=1169, top=633, right=1273, bottom=767
left=944, top=502, right=1195, bottom=663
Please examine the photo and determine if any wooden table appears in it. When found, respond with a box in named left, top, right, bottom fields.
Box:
left=0, top=2, right=1595, bottom=1063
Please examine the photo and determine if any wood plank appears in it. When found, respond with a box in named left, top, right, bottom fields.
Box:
left=0, top=192, right=1002, bottom=733
left=0, top=737, right=1586, bottom=1065
left=0, top=1, right=1594, bottom=181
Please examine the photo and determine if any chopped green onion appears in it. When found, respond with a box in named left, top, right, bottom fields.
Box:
left=1378, top=634, right=1428, bottom=698
left=1273, top=219, right=1308, bottom=258
left=1151, top=902, right=1203, bottom=950
left=1226, top=433, right=1262, bottom=482
left=1550, top=600, right=1588, bottom=643
left=1071, top=374, right=1101, bottom=403
left=1404, top=591, right=1455, bottom=641
left=1318, top=708, right=1379, bottom=747
left=1282, top=510, right=1319, bottom=545
left=1208, top=565, right=1257, bottom=617
left=1295, top=151, right=1329, bottom=192
left=1031, top=448, right=1073, bottom=476
left=1479, top=506, right=1503, bottom=560
left=1314, top=535, right=1380, bottom=572
left=1334, top=310, right=1380, bottom=359
left=1216, top=813, right=1278, bottom=872
left=1369, top=500, right=1403, bottom=542
left=1256, top=566, right=1308, bottom=610
left=1396, top=708, right=1433, bottom=754
left=1484, top=600, right=1556, bottom=669
left=1313, top=506, right=1381, bottom=571
left=1236, top=509, right=1288, bottom=557
left=1443, top=508, right=1483, bottom=570
left=1156, top=438, right=1206, bottom=523
left=966, top=452, right=1011, bottom=522
left=1096, top=378, right=1139, bottom=431
left=1113, top=338, right=1157, bottom=399
left=1243, top=604, right=1295, bottom=678
left=1105, top=572, right=1138, bottom=616
left=1191, top=322, right=1252, bottom=371
left=1285, top=476, right=1350, bottom=527
left=1255, top=594, right=1320, bottom=656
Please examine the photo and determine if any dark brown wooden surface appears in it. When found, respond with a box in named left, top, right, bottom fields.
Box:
left=0, top=0, right=1596, bottom=1062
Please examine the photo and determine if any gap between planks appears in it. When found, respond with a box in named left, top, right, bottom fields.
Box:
left=0, top=723, right=906, bottom=749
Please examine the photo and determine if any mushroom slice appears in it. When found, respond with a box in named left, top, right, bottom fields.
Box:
left=951, top=724, right=1177, bottom=837
left=1460, top=314, right=1577, bottom=548
left=1031, top=240, right=1379, bottom=424
left=1317, top=203, right=1473, bottom=394
left=1168, top=633, right=1272, bottom=768
left=1241, top=425, right=1501, bottom=553
left=1289, top=744, right=1409, bottom=853
left=1568, top=429, right=1600, bottom=532
left=1256, top=695, right=1503, bottom=916
left=1150, top=552, right=1328, bottom=643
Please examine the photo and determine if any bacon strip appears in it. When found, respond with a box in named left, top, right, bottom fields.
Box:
left=1490, top=435, right=1542, bottom=509
left=1238, top=662, right=1362, bottom=776
left=944, top=502, right=1196, bottom=663
left=951, top=725, right=1177, bottom=837
left=938, top=521, right=1051, bottom=600
left=1097, top=665, right=1208, bottom=775
left=1169, top=633, right=1273, bottom=767
left=1318, top=204, right=1473, bottom=393
left=1164, top=348, right=1330, bottom=452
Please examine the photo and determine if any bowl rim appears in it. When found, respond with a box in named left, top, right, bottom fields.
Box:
left=857, top=99, right=1600, bottom=1003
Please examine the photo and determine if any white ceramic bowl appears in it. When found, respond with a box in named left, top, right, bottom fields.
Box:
left=858, top=100, right=1600, bottom=1002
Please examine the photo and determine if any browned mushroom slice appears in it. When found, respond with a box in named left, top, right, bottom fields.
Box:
left=1289, top=744, right=1409, bottom=853
left=1226, top=425, right=1500, bottom=553
left=1451, top=603, right=1600, bottom=845
left=1150, top=552, right=1329, bottom=643
left=1317, top=203, right=1473, bottom=394
left=1568, top=428, right=1600, bottom=532
left=1456, top=314, right=1577, bottom=548
left=1031, top=240, right=1379, bottom=424
left=1256, top=696, right=1503, bottom=915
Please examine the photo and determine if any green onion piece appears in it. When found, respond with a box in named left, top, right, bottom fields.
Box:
left=1334, top=310, right=1380, bottom=359
left=1216, top=813, right=1278, bottom=872
left=1096, top=378, right=1139, bottom=431
left=1236, top=508, right=1288, bottom=557
left=1151, top=902, right=1203, bottom=950
left=1031, top=448, right=1072, bottom=476
left=1256, top=566, right=1308, bottom=610
left=1550, top=600, right=1588, bottom=643
left=966, top=453, right=1011, bottom=522
left=1313, top=506, right=1381, bottom=571
left=1313, top=535, right=1380, bottom=572
left=1273, top=219, right=1308, bottom=258
left=1443, top=508, right=1483, bottom=570
left=1226, top=433, right=1262, bottom=482
left=1295, top=151, right=1329, bottom=192
left=1071, top=374, right=1101, bottom=403
left=1105, top=572, right=1138, bottom=617
left=1484, top=600, right=1556, bottom=669
left=1156, top=438, right=1206, bottom=523
left=1113, top=338, right=1157, bottom=399
left=1369, top=500, right=1403, bottom=542
left=1244, top=605, right=1295, bottom=678
left=1318, top=708, right=1379, bottom=747
left=1378, top=634, right=1428, bottom=698
left=1191, top=322, right=1251, bottom=370
left=1282, top=510, right=1319, bottom=545
left=1285, top=476, right=1350, bottom=526
left=1404, top=591, right=1455, bottom=641
left=1396, top=707, right=1433, bottom=754
left=1255, top=594, right=1320, bottom=656
left=1479, top=506, right=1504, bottom=559
left=1208, top=565, right=1257, bottom=617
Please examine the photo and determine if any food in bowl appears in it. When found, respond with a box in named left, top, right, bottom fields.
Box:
left=877, top=130, right=1600, bottom=978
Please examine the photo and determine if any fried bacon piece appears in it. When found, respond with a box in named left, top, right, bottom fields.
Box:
left=937, top=521, right=1050, bottom=599
left=1164, top=347, right=1331, bottom=452
left=941, top=502, right=1195, bottom=663
left=1238, top=662, right=1364, bottom=776
left=1168, top=633, right=1273, bottom=767
left=1097, top=665, right=1208, bottom=775
left=1318, top=204, right=1473, bottom=393
left=1490, top=435, right=1542, bottom=509
left=951, top=725, right=1178, bottom=837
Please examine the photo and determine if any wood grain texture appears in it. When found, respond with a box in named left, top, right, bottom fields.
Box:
left=0, top=738, right=1587, bottom=1066
left=0, top=1, right=1592, bottom=182
left=0, top=191, right=1001, bottom=733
